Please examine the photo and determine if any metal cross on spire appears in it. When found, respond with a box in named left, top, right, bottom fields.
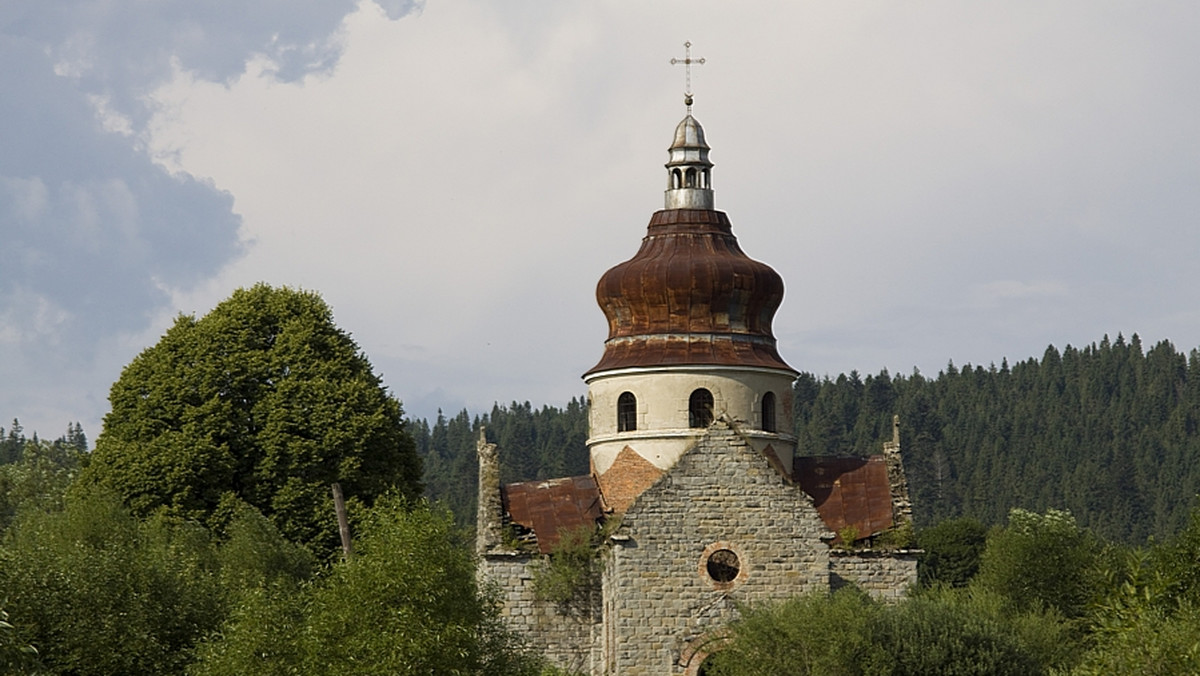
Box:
left=670, top=41, right=705, bottom=113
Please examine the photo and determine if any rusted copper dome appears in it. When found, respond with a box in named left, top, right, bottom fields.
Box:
left=585, top=208, right=795, bottom=376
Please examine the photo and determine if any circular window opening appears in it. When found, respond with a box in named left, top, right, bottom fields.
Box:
left=705, top=548, right=740, bottom=583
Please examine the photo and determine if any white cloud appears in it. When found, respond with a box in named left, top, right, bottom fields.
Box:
left=0, top=0, right=426, bottom=436
left=4, top=0, right=1200, bottom=436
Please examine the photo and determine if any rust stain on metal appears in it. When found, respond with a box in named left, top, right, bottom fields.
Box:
left=502, top=475, right=604, bottom=554
left=586, top=209, right=795, bottom=376
left=794, top=455, right=894, bottom=543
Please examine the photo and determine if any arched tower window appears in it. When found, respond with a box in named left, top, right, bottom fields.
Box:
left=685, top=167, right=697, bottom=187
left=617, top=392, right=637, bottom=432
left=689, top=388, right=714, bottom=428
left=672, top=168, right=683, bottom=189
left=762, top=391, right=777, bottom=433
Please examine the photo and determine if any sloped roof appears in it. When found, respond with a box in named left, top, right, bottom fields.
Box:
left=501, top=475, right=604, bottom=554
left=794, top=455, right=895, bottom=543
left=499, top=455, right=896, bottom=552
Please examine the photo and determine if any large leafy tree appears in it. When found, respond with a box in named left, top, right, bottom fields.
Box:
left=191, top=500, right=544, bottom=676
left=975, top=508, right=1105, bottom=619
left=79, top=283, right=421, bottom=554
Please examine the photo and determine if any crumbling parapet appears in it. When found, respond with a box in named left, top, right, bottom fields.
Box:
left=476, top=426, right=506, bottom=555
left=882, top=414, right=913, bottom=524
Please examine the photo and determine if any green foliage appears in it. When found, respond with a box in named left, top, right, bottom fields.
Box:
left=79, top=283, right=421, bottom=556
left=872, top=593, right=1044, bottom=675
left=874, top=519, right=916, bottom=551
left=975, top=508, right=1104, bottom=619
left=707, top=587, right=1064, bottom=676
left=918, top=517, right=987, bottom=587
left=933, top=586, right=1081, bottom=672
left=702, top=588, right=887, bottom=676
left=188, top=584, right=308, bottom=676
left=531, top=523, right=609, bottom=610
left=0, top=436, right=82, bottom=534
left=1070, top=506, right=1200, bottom=673
left=705, top=507, right=1200, bottom=675
left=192, top=499, right=543, bottom=676
left=1147, top=503, right=1200, bottom=611
left=792, top=335, right=1200, bottom=544
left=835, top=524, right=860, bottom=548
left=1070, top=604, right=1200, bottom=675
left=214, top=498, right=317, bottom=590
left=0, top=456, right=316, bottom=676
left=0, top=608, right=38, bottom=673
left=1, top=420, right=86, bottom=466
left=0, top=487, right=227, bottom=676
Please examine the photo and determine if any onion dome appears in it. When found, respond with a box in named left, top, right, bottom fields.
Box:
left=585, top=208, right=795, bottom=376
left=586, top=112, right=795, bottom=377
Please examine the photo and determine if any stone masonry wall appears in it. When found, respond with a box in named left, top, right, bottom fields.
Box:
left=479, top=553, right=601, bottom=674
left=602, top=420, right=830, bottom=675
left=829, top=549, right=919, bottom=601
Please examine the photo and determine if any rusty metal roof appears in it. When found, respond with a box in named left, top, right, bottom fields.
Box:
left=794, top=455, right=894, bottom=543
left=585, top=209, right=795, bottom=376
left=501, top=475, right=604, bottom=554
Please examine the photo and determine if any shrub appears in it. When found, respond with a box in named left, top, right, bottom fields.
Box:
left=703, top=589, right=887, bottom=675
left=974, top=508, right=1103, bottom=618
left=531, top=521, right=612, bottom=611
left=917, top=517, right=987, bottom=587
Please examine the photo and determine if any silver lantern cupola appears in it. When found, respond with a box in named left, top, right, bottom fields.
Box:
left=665, top=41, right=713, bottom=210
left=664, top=112, right=713, bottom=210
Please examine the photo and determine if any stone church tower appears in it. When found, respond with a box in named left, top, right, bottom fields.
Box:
left=585, top=109, right=799, bottom=515
left=477, top=93, right=917, bottom=676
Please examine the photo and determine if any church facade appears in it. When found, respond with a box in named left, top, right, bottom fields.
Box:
left=477, top=98, right=917, bottom=675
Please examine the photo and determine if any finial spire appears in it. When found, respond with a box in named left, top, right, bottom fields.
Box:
left=670, top=41, right=705, bottom=113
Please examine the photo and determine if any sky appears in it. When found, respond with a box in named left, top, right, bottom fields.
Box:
left=3, top=1, right=1200, bottom=443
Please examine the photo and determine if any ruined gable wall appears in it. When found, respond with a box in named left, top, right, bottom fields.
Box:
left=602, top=422, right=830, bottom=676
left=479, top=553, right=601, bottom=674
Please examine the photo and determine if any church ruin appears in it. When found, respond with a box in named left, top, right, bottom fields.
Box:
left=477, top=54, right=917, bottom=674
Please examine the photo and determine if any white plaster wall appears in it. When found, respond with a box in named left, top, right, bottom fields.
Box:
left=586, top=366, right=796, bottom=474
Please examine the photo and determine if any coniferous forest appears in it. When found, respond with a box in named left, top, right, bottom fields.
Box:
left=411, top=399, right=589, bottom=529
left=416, top=333, right=1200, bottom=544
left=794, top=333, right=1200, bottom=544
